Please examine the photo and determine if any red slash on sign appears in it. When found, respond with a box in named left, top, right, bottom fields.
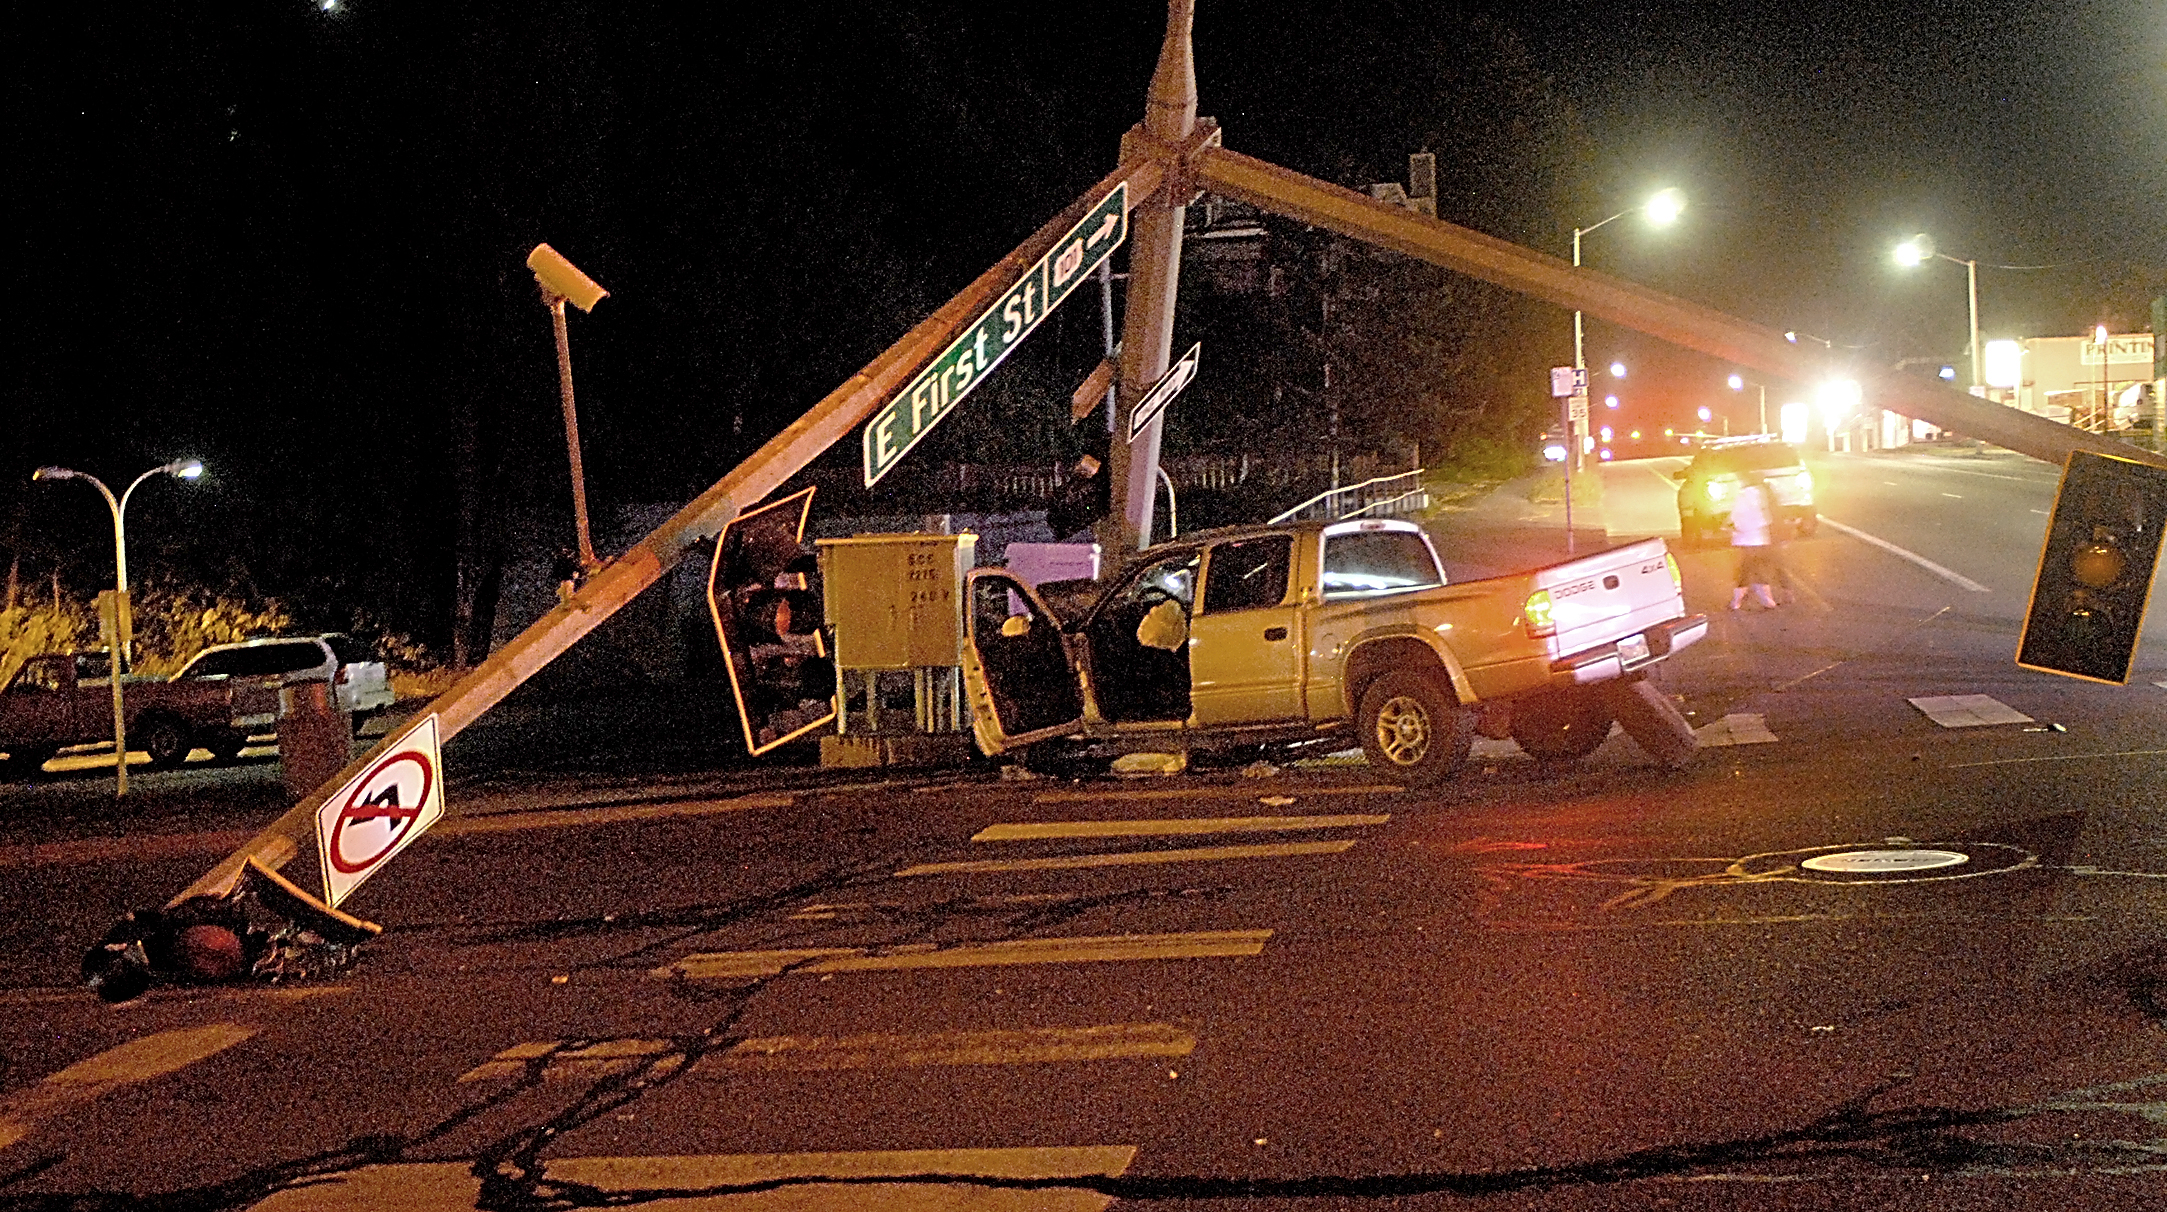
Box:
left=314, top=714, right=447, bottom=909
left=326, top=757, right=433, bottom=874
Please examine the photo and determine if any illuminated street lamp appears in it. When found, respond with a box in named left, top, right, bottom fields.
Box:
left=1573, top=191, right=1683, bottom=468
left=1894, top=234, right=1982, bottom=390
left=30, top=458, right=205, bottom=796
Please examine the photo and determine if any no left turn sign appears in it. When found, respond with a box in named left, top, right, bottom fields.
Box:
left=314, top=714, right=446, bottom=909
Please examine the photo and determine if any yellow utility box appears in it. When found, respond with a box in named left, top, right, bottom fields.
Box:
left=816, top=534, right=977, bottom=670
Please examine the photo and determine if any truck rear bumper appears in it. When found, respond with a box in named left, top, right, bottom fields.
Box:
left=1553, top=613, right=1709, bottom=685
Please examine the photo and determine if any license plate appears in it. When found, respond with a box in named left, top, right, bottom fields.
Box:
left=1618, top=633, right=1651, bottom=666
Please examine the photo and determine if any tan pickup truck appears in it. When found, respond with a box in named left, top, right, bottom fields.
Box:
left=960, top=518, right=1707, bottom=784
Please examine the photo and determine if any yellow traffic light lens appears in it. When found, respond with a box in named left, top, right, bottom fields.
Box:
left=2072, top=541, right=2125, bottom=588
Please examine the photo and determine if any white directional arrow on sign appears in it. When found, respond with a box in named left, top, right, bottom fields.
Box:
left=1127, top=341, right=1202, bottom=443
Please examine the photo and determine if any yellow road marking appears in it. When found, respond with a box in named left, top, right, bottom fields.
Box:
left=711, top=1023, right=1195, bottom=1071
left=249, top=1146, right=1136, bottom=1211
left=463, top=1024, right=1192, bottom=1083
left=1031, top=783, right=1397, bottom=803
left=899, top=839, right=1355, bottom=875
left=0, top=794, right=792, bottom=869
left=460, top=1038, right=678, bottom=1083
left=654, top=930, right=1272, bottom=980
left=972, top=813, right=1386, bottom=842
left=0, top=1023, right=257, bottom=1152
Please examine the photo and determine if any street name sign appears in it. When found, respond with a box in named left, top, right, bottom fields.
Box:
left=314, top=713, right=446, bottom=909
left=1127, top=340, right=1201, bottom=442
left=863, top=182, right=1129, bottom=486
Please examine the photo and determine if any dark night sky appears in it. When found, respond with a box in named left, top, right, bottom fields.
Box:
left=5, top=0, right=2162, bottom=647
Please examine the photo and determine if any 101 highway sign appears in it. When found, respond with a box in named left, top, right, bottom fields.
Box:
left=862, top=182, right=1129, bottom=486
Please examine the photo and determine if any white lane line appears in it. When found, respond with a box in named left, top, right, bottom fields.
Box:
left=1940, top=492, right=1963, bottom=498
left=249, top=1146, right=1138, bottom=1211
left=1948, top=748, right=2167, bottom=769
left=1031, top=784, right=1397, bottom=803
left=900, top=840, right=1355, bottom=876
left=654, top=930, right=1273, bottom=980
left=0, top=1024, right=258, bottom=1153
left=972, top=814, right=1387, bottom=842
left=1818, top=517, right=1991, bottom=592
left=1693, top=713, right=1778, bottom=747
left=1909, top=695, right=2033, bottom=727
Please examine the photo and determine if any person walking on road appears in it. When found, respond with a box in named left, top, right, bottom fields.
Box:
left=1728, top=473, right=1781, bottom=611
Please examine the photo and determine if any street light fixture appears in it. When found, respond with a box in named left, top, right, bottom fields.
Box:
left=30, top=458, right=205, bottom=796
left=1893, top=234, right=1982, bottom=391
left=1573, top=190, right=1682, bottom=468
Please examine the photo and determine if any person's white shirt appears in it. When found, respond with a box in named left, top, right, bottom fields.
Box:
left=1728, top=482, right=1773, bottom=547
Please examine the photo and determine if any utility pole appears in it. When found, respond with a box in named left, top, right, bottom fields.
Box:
left=1102, top=0, right=1197, bottom=553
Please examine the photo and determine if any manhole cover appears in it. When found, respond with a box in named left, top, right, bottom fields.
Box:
left=1731, top=842, right=2033, bottom=884
left=1800, top=849, right=1969, bottom=874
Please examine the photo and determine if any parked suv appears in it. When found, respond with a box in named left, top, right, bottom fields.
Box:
left=1674, top=437, right=1818, bottom=547
left=171, top=634, right=395, bottom=731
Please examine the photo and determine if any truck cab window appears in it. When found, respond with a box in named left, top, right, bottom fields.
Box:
left=1321, top=531, right=1443, bottom=600
left=1203, top=535, right=1293, bottom=614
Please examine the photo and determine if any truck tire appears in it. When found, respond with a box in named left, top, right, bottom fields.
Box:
left=1510, top=687, right=1615, bottom=762
left=138, top=714, right=192, bottom=770
left=1357, top=670, right=1474, bottom=788
left=1600, top=677, right=1698, bottom=770
left=1678, top=516, right=1703, bottom=548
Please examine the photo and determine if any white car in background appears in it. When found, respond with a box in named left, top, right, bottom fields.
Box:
left=172, top=634, right=395, bottom=733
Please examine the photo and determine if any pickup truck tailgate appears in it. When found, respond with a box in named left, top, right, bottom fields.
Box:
left=1532, top=538, right=1686, bottom=661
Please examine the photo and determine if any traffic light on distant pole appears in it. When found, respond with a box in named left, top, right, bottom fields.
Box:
left=2017, top=450, right=2167, bottom=683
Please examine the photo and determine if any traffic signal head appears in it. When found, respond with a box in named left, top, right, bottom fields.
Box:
left=2018, top=451, right=2167, bottom=683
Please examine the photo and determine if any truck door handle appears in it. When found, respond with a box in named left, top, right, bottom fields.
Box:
left=1264, top=626, right=1289, bottom=641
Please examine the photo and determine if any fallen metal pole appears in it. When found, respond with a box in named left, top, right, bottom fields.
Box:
left=1195, top=146, right=2167, bottom=473
left=169, top=157, right=1162, bottom=907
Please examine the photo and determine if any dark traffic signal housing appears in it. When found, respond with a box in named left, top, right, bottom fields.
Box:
left=2018, top=450, right=2167, bottom=684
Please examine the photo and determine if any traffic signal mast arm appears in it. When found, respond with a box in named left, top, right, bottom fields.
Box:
left=167, top=156, right=1165, bottom=907
left=1193, top=146, right=2166, bottom=474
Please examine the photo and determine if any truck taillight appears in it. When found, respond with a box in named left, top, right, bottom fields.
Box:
left=335, top=666, right=351, bottom=683
left=1666, top=552, right=1682, bottom=590
left=1524, top=589, right=1557, bottom=638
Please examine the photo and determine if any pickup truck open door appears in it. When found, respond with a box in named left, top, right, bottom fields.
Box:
left=960, top=571, right=1085, bottom=754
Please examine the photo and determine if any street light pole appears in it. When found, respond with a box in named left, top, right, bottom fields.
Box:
left=1729, top=374, right=1768, bottom=434
left=526, top=244, right=611, bottom=574
left=32, top=459, right=204, bottom=796
left=1572, top=190, right=1682, bottom=473
left=1894, top=235, right=1982, bottom=390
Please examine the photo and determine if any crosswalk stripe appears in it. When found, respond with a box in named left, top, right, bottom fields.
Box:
left=1694, top=713, right=1778, bottom=747
left=460, top=1025, right=1194, bottom=1084
left=1031, top=783, right=1397, bottom=803
left=248, top=1147, right=1137, bottom=1211
left=971, top=813, right=1388, bottom=842
left=1909, top=694, right=2032, bottom=728
left=654, top=930, right=1272, bottom=980
left=712, top=1023, right=1195, bottom=1072
left=0, top=1024, right=257, bottom=1153
left=899, top=839, right=1355, bottom=876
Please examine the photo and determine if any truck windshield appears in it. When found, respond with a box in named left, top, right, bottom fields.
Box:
left=1321, top=531, right=1443, bottom=599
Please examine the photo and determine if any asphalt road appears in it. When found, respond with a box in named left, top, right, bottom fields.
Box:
left=6, top=442, right=2167, bottom=1210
